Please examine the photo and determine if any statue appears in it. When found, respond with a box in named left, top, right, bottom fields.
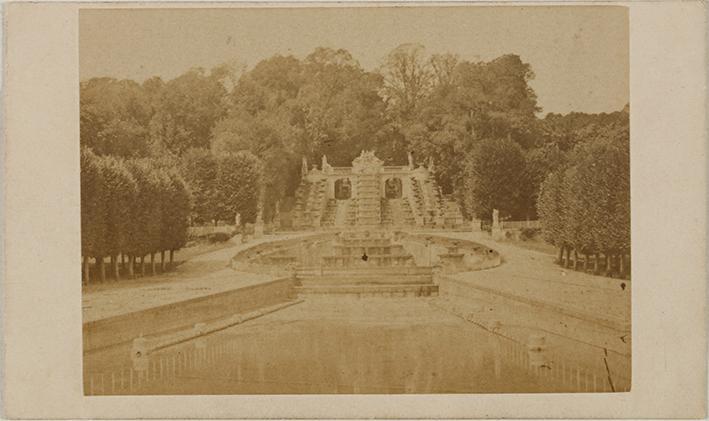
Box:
left=254, top=189, right=265, bottom=238
left=492, top=208, right=500, bottom=228
left=428, top=156, right=435, bottom=174
left=273, top=201, right=281, bottom=228
left=321, top=154, right=332, bottom=173
left=407, top=151, right=414, bottom=169
left=490, top=208, right=504, bottom=240
left=256, top=206, right=264, bottom=224
left=352, top=150, right=384, bottom=174
left=301, top=156, right=308, bottom=178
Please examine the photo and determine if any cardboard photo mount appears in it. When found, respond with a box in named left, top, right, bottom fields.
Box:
left=2, top=2, right=707, bottom=419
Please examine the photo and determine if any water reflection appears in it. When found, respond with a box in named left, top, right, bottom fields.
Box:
left=84, top=298, right=620, bottom=395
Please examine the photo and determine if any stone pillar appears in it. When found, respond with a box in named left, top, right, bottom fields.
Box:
left=301, top=156, right=308, bottom=179
left=491, top=209, right=505, bottom=240
left=254, top=188, right=265, bottom=238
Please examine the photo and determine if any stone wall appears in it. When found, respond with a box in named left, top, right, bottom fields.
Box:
left=83, top=277, right=295, bottom=352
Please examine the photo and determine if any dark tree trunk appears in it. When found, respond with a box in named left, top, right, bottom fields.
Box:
left=121, top=254, right=127, bottom=274
left=564, top=247, right=572, bottom=268
left=573, top=249, right=580, bottom=270
left=128, top=255, right=135, bottom=279
left=82, top=256, right=90, bottom=285
left=160, top=250, right=166, bottom=272
left=150, top=253, right=156, bottom=275
left=604, top=254, right=611, bottom=277
left=625, top=254, right=631, bottom=278
left=98, top=256, right=106, bottom=282
left=557, top=246, right=564, bottom=265
left=169, top=249, right=174, bottom=269
left=112, top=255, right=120, bottom=281
left=584, top=253, right=589, bottom=271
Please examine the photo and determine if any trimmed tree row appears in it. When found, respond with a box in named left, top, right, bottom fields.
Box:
left=179, top=148, right=262, bottom=226
left=537, top=124, right=630, bottom=277
left=80, top=148, right=191, bottom=284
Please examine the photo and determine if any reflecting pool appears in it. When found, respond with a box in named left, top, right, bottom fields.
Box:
left=84, top=297, right=618, bottom=394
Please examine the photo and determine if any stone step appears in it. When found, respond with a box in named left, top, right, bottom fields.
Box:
left=295, top=284, right=439, bottom=297
left=296, top=266, right=433, bottom=277
left=297, top=274, right=433, bottom=285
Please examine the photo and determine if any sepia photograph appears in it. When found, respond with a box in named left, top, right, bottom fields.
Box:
left=79, top=6, right=630, bottom=395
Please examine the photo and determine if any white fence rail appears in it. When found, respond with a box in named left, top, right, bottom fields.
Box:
left=187, top=225, right=235, bottom=238
left=500, top=220, right=541, bottom=230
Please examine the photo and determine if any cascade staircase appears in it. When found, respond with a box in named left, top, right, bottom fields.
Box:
left=292, top=181, right=311, bottom=228
left=345, top=199, right=358, bottom=226
left=295, top=231, right=438, bottom=297
left=380, top=198, right=417, bottom=227
left=410, top=177, right=426, bottom=223
left=442, top=196, right=464, bottom=228
left=380, top=199, right=393, bottom=225
left=297, top=179, right=326, bottom=228
left=334, top=200, right=350, bottom=226
left=321, top=199, right=338, bottom=227
left=355, top=174, right=381, bottom=226
left=399, top=198, right=418, bottom=226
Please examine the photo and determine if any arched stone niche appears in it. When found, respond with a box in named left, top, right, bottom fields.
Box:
left=384, top=177, right=403, bottom=199
left=334, top=178, right=352, bottom=200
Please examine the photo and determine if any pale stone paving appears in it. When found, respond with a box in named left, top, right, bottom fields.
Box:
left=423, top=231, right=631, bottom=326
left=82, top=233, right=313, bottom=323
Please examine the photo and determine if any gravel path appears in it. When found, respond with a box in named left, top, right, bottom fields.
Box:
left=82, top=233, right=313, bottom=323
left=421, top=231, right=631, bottom=327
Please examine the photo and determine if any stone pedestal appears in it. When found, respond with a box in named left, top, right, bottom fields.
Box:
left=254, top=221, right=264, bottom=238
left=471, top=218, right=482, bottom=231
left=491, top=227, right=506, bottom=241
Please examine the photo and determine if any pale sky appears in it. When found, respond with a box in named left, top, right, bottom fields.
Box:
left=79, top=6, right=628, bottom=115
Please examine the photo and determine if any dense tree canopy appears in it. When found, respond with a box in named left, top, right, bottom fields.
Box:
left=462, top=137, right=528, bottom=220
left=81, top=44, right=630, bottom=279
left=537, top=114, right=629, bottom=275
left=80, top=149, right=192, bottom=283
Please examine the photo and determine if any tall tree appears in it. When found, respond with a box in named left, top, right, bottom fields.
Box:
left=538, top=170, right=567, bottom=263
left=148, top=67, right=230, bottom=156
left=180, top=148, right=219, bottom=224
left=98, top=156, right=138, bottom=280
left=80, top=148, right=108, bottom=284
left=462, top=137, right=529, bottom=220
left=379, top=43, right=432, bottom=122
left=80, top=78, right=152, bottom=157
left=214, top=152, right=263, bottom=224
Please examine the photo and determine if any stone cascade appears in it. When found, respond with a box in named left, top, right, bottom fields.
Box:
left=442, top=196, right=465, bottom=228
left=400, top=198, right=418, bottom=226
left=295, top=231, right=438, bottom=297
left=292, top=182, right=312, bottom=228
left=321, top=231, right=414, bottom=267
left=355, top=174, right=381, bottom=226
left=345, top=200, right=357, bottom=225
left=422, top=177, right=445, bottom=226
left=321, top=199, right=338, bottom=227
left=409, top=177, right=426, bottom=224
left=334, top=200, right=350, bottom=226
left=380, top=198, right=393, bottom=225
left=381, top=198, right=416, bottom=227
left=294, top=179, right=328, bottom=228
left=290, top=151, right=464, bottom=229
